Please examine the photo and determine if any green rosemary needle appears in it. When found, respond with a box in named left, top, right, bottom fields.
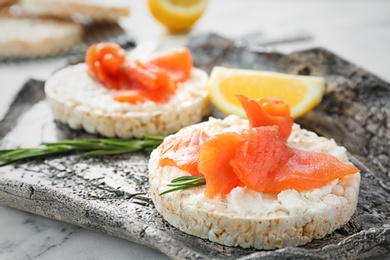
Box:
left=0, top=134, right=166, bottom=166
left=159, top=176, right=206, bottom=196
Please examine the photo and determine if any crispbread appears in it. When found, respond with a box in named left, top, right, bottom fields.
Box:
left=44, top=63, right=211, bottom=138
left=149, top=116, right=361, bottom=249
left=0, top=16, right=83, bottom=57
left=20, top=0, right=130, bottom=22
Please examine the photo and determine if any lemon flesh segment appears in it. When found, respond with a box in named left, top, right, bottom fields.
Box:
left=208, top=67, right=326, bottom=119
left=147, top=0, right=208, bottom=32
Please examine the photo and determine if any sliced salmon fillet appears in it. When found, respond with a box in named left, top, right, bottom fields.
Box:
left=273, top=149, right=359, bottom=192
left=147, top=47, right=193, bottom=83
left=231, top=127, right=359, bottom=194
left=158, top=124, right=358, bottom=197
left=124, top=61, right=176, bottom=93
left=198, top=132, right=244, bottom=199
left=114, top=48, right=192, bottom=103
left=230, top=127, right=293, bottom=194
left=159, top=129, right=208, bottom=176
left=86, top=44, right=193, bottom=104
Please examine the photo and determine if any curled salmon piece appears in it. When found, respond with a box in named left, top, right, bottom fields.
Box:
left=236, top=94, right=294, bottom=139
left=86, top=42, right=127, bottom=90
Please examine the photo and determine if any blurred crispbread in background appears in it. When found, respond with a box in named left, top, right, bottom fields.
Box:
left=0, top=0, right=133, bottom=60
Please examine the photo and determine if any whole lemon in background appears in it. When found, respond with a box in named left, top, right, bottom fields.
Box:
left=147, top=0, right=208, bottom=33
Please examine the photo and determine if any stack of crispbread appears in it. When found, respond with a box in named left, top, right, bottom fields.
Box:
left=0, top=0, right=130, bottom=58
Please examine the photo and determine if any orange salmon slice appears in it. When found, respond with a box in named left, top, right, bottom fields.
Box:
left=198, top=132, right=244, bottom=199
left=230, top=127, right=359, bottom=194
left=236, top=95, right=293, bottom=139
left=147, top=47, right=193, bottom=83
left=159, top=129, right=208, bottom=176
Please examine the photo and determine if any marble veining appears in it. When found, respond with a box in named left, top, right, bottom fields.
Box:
left=0, top=207, right=79, bottom=260
left=0, top=206, right=168, bottom=260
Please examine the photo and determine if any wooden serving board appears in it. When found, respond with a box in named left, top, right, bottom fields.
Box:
left=0, top=33, right=389, bottom=259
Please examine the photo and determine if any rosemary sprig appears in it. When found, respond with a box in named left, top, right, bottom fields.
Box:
left=159, top=176, right=206, bottom=196
left=0, top=134, right=166, bottom=166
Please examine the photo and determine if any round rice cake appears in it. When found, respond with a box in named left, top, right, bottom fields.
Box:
left=149, top=115, right=361, bottom=250
left=0, top=16, right=83, bottom=57
left=44, top=63, right=211, bottom=138
left=20, top=0, right=130, bottom=23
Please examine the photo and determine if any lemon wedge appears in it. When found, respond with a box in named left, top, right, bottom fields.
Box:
left=147, top=0, right=208, bottom=32
left=208, top=67, right=326, bottom=119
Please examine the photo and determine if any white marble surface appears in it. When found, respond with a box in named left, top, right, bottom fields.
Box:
left=0, top=0, right=390, bottom=259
